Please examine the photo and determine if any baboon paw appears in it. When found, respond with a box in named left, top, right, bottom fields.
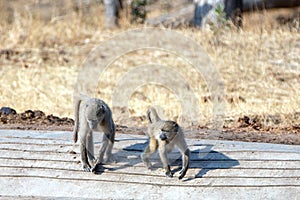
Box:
left=90, top=159, right=97, bottom=167
left=165, top=171, right=174, bottom=178
left=178, top=174, right=184, bottom=180
left=178, top=169, right=187, bottom=179
left=146, top=166, right=154, bottom=171
left=82, top=165, right=91, bottom=172
left=142, top=161, right=152, bottom=169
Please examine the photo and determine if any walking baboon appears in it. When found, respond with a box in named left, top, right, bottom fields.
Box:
left=73, top=94, right=115, bottom=173
left=141, top=107, right=190, bottom=179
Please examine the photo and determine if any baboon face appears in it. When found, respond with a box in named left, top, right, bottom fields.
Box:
left=85, top=100, right=106, bottom=130
left=159, top=121, right=179, bottom=141
left=87, top=119, right=98, bottom=130
left=159, top=131, right=175, bottom=141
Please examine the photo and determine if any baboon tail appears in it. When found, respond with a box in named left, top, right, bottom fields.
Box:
left=146, top=107, right=161, bottom=124
left=73, top=94, right=84, bottom=143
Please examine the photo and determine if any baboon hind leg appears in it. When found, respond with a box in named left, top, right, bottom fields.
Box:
left=104, top=131, right=115, bottom=164
left=141, top=138, right=157, bottom=169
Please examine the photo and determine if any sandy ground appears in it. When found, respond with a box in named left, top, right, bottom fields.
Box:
left=0, top=108, right=299, bottom=145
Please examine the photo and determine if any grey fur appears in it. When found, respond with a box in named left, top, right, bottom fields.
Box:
left=141, top=107, right=190, bottom=179
left=73, top=94, right=115, bottom=173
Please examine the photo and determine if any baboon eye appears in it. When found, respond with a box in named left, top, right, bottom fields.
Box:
left=97, top=106, right=106, bottom=116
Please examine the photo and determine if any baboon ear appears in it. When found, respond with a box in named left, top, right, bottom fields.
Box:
left=170, top=121, right=179, bottom=131
left=146, top=109, right=153, bottom=123
left=96, top=105, right=105, bottom=116
left=173, top=122, right=178, bottom=129
left=101, top=105, right=105, bottom=111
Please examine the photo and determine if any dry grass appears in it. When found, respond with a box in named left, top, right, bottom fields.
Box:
left=0, top=1, right=299, bottom=128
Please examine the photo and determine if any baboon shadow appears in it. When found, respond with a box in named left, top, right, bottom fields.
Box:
left=93, top=140, right=239, bottom=180
left=183, top=144, right=240, bottom=181
left=91, top=137, right=146, bottom=174
left=110, top=140, right=147, bottom=171
left=91, top=139, right=147, bottom=173
left=116, top=142, right=239, bottom=180
left=91, top=164, right=111, bottom=175
left=115, top=141, right=194, bottom=172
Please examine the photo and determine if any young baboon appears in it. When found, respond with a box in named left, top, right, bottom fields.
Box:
left=73, top=94, right=115, bottom=173
left=141, top=107, right=190, bottom=179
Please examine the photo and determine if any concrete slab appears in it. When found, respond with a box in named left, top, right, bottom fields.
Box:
left=0, top=130, right=299, bottom=200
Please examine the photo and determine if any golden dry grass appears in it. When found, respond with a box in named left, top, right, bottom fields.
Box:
left=0, top=2, right=299, bottom=128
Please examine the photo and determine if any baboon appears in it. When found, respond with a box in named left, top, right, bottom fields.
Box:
left=73, top=94, right=115, bottom=173
left=141, top=107, right=190, bottom=179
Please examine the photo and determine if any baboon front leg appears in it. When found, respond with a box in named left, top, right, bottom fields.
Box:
left=141, top=138, right=157, bottom=169
left=86, top=131, right=96, bottom=166
left=175, top=137, right=190, bottom=179
left=80, top=144, right=91, bottom=171
left=178, top=148, right=190, bottom=179
left=158, top=142, right=173, bottom=178
left=79, top=129, right=91, bottom=172
left=91, top=132, right=109, bottom=173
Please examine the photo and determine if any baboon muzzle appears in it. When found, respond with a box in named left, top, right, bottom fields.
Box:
left=88, top=120, right=98, bottom=130
left=159, top=133, right=168, bottom=141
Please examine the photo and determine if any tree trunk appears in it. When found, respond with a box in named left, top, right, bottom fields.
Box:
left=224, top=0, right=243, bottom=28
left=104, top=0, right=119, bottom=28
left=194, top=0, right=243, bottom=28
left=243, top=0, right=300, bottom=11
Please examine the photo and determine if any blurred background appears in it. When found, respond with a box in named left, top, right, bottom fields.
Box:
left=0, top=0, right=299, bottom=131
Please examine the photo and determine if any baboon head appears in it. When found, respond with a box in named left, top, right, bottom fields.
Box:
left=159, top=121, right=179, bottom=141
left=85, top=99, right=106, bottom=130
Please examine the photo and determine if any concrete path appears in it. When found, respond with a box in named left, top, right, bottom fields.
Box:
left=0, top=130, right=299, bottom=199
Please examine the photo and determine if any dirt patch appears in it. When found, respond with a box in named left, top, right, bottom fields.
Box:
left=0, top=107, right=299, bottom=145
left=0, top=107, right=74, bottom=131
